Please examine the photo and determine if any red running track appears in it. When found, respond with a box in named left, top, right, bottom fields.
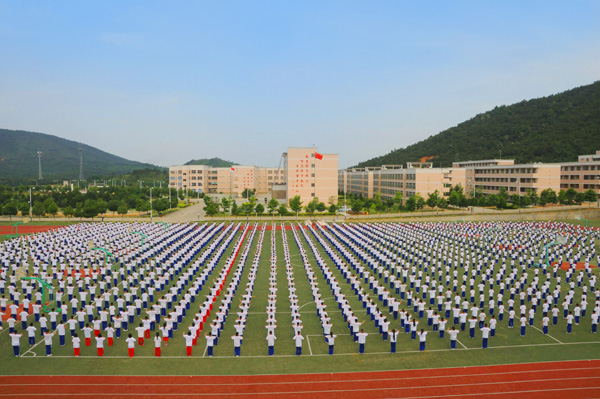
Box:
left=0, top=360, right=599, bottom=398
left=0, top=225, right=62, bottom=236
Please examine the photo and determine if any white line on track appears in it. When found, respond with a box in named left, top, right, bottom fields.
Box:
left=3, top=368, right=600, bottom=386
left=3, top=358, right=598, bottom=377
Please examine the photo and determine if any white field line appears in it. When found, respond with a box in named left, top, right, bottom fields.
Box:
left=531, top=325, right=563, bottom=344
left=15, top=340, right=600, bottom=359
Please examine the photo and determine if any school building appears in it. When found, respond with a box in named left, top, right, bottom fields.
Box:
left=169, top=147, right=339, bottom=205
left=339, top=150, right=600, bottom=200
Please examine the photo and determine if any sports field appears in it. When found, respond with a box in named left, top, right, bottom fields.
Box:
left=0, top=220, right=599, bottom=383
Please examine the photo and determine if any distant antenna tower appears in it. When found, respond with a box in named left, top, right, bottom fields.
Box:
left=37, top=151, right=43, bottom=180
left=78, top=146, right=84, bottom=180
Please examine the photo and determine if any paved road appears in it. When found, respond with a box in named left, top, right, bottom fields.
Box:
left=160, top=202, right=205, bottom=223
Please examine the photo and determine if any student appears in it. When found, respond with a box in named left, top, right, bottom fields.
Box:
left=82, top=324, right=93, bottom=347
left=184, top=331, right=194, bottom=356
left=519, top=316, right=527, bottom=337
left=95, top=333, right=106, bottom=357
left=357, top=329, right=368, bottom=354
left=417, top=329, right=427, bottom=351
left=126, top=333, right=136, bottom=357
left=266, top=331, right=277, bottom=356
left=566, top=311, right=574, bottom=334
left=10, top=332, right=22, bottom=357
left=154, top=332, right=162, bottom=357
left=57, top=322, right=66, bottom=346
left=468, top=316, right=477, bottom=338
left=26, top=323, right=37, bottom=346
left=389, top=329, right=399, bottom=354
left=105, top=324, right=115, bottom=347
left=136, top=323, right=146, bottom=346
left=326, top=333, right=337, bottom=355
left=480, top=324, right=491, bottom=349
left=44, top=331, right=55, bottom=356
left=292, top=332, right=305, bottom=356
left=541, top=314, right=550, bottom=335
left=205, top=333, right=216, bottom=357
left=489, top=316, right=497, bottom=338
left=160, top=323, right=170, bottom=346
left=448, top=326, right=459, bottom=349
left=72, top=333, right=81, bottom=357
left=232, top=332, right=243, bottom=357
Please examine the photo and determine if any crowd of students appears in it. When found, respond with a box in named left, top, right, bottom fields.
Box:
left=1, top=220, right=598, bottom=358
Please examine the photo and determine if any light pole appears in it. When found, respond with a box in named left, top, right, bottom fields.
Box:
left=150, top=187, right=153, bottom=222
left=169, top=187, right=172, bottom=211
left=29, top=187, right=33, bottom=222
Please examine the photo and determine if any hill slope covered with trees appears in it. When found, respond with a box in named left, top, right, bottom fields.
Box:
left=0, top=129, right=161, bottom=182
left=184, top=157, right=237, bottom=167
left=356, top=81, right=600, bottom=168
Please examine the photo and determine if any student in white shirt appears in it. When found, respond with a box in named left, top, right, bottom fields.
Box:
left=389, top=329, right=399, bottom=354
left=95, top=333, right=106, bottom=357
left=205, top=333, right=216, bottom=357
left=232, top=332, right=243, bottom=357
left=357, top=329, right=368, bottom=354
left=266, top=331, right=277, bottom=356
left=417, top=329, right=427, bottom=351
left=126, top=333, right=136, bottom=357
left=184, top=331, right=194, bottom=356
left=154, top=332, right=162, bottom=357
left=72, top=333, right=81, bottom=357
left=448, top=326, right=459, bottom=349
left=480, top=324, right=491, bottom=349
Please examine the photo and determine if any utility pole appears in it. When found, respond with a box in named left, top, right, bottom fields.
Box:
left=79, top=146, right=84, bottom=180
left=37, top=151, right=43, bottom=180
left=169, top=187, right=172, bottom=211
left=150, top=187, right=153, bottom=222
left=29, top=188, right=33, bottom=222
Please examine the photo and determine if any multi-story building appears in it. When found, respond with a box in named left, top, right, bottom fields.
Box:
left=560, top=150, right=600, bottom=192
left=168, top=164, right=285, bottom=196
left=339, top=164, right=466, bottom=200
left=168, top=147, right=339, bottom=205
left=286, top=147, right=338, bottom=205
left=341, top=151, right=600, bottom=200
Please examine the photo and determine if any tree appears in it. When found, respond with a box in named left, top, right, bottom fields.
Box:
left=241, top=188, right=256, bottom=198
left=351, top=199, right=363, bottom=213
left=204, top=202, right=218, bottom=218
left=393, top=191, right=403, bottom=208
left=108, top=199, right=120, bottom=215
left=255, top=203, right=264, bottom=216
left=240, top=202, right=254, bottom=216
left=83, top=201, right=99, bottom=220
left=540, top=188, right=557, bottom=205
left=564, top=188, right=577, bottom=205
left=584, top=189, right=598, bottom=203
left=405, top=196, right=416, bottom=211
left=32, top=201, right=46, bottom=219
left=2, top=203, right=18, bottom=220
left=267, top=198, right=279, bottom=214
left=62, top=206, right=74, bottom=218
left=96, top=199, right=108, bottom=215
left=414, top=193, right=425, bottom=210
left=527, top=189, right=539, bottom=206
left=231, top=201, right=239, bottom=216
left=575, top=192, right=586, bottom=204
left=117, top=204, right=128, bottom=220
left=221, top=197, right=230, bottom=213
left=426, top=190, right=440, bottom=209
left=47, top=202, right=59, bottom=220
left=19, top=202, right=30, bottom=217
left=558, top=190, right=568, bottom=205
left=328, top=203, right=338, bottom=213
left=316, top=202, right=326, bottom=212
left=278, top=204, right=288, bottom=216
left=289, top=196, right=303, bottom=217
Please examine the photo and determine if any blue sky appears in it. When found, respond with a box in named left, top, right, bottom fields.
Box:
left=1, top=1, right=599, bottom=168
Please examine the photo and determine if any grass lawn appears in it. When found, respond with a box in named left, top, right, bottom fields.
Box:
left=0, top=220, right=599, bottom=376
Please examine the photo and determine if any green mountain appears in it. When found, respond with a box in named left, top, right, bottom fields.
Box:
left=184, top=157, right=237, bottom=167
left=0, top=129, right=161, bottom=182
left=355, top=81, right=600, bottom=168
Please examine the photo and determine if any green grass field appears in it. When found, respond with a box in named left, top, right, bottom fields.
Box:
left=0, top=220, right=599, bottom=376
